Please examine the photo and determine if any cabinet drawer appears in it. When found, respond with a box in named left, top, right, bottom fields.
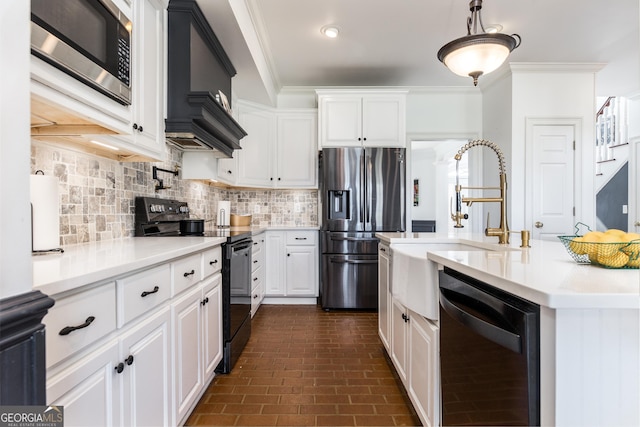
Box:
left=252, top=264, right=264, bottom=291
left=173, top=253, right=203, bottom=296
left=252, top=234, right=265, bottom=254
left=117, top=264, right=171, bottom=327
left=286, top=230, right=317, bottom=245
left=45, top=284, right=117, bottom=368
left=203, top=246, right=223, bottom=277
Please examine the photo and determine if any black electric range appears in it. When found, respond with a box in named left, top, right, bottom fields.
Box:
left=134, top=196, right=252, bottom=373
left=134, top=196, right=250, bottom=242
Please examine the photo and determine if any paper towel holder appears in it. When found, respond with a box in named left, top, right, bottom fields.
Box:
left=31, top=170, right=64, bottom=255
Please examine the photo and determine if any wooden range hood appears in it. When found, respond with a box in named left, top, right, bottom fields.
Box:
left=165, top=0, right=247, bottom=158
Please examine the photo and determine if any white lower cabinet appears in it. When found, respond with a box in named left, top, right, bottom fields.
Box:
left=387, top=295, right=439, bottom=427
left=172, top=273, right=222, bottom=425
left=251, top=233, right=266, bottom=316
left=391, top=297, right=409, bottom=383
left=265, top=230, right=318, bottom=299
left=120, top=307, right=173, bottom=427
left=408, top=312, right=439, bottom=427
left=378, top=242, right=391, bottom=351
left=380, top=246, right=440, bottom=427
left=46, top=306, right=172, bottom=427
left=44, top=245, right=224, bottom=427
left=47, top=339, right=120, bottom=427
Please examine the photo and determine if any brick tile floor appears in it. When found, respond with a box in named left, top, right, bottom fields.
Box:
left=185, top=305, right=422, bottom=426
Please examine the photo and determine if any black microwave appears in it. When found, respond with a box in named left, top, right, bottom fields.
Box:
left=31, top=0, right=132, bottom=105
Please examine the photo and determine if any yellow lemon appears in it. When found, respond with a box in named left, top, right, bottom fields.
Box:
left=581, top=231, right=603, bottom=260
left=582, top=231, right=604, bottom=242
left=597, top=251, right=629, bottom=268
left=605, top=228, right=627, bottom=238
left=568, top=236, right=587, bottom=255
left=622, top=232, right=640, bottom=242
left=597, top=233, right=624, bottom=257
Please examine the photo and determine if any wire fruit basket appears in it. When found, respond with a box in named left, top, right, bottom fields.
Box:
left=558, top=223, right=640, bottom=269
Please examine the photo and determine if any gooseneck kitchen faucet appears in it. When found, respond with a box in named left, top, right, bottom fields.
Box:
left=451, top=139, right=510, bottom=244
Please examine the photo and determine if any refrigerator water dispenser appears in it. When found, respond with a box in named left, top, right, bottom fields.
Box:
left=327, top=190, right=350, bottom=220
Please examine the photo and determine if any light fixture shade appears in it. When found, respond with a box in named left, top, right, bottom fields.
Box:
left=437, top=33, right=519, bottom=81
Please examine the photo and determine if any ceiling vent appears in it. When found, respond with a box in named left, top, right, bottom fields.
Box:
left=165, top=0, right=246, bottom=157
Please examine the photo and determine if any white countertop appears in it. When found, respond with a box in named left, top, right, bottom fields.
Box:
left=33, top=225, right=320, bottom=296
left=376, top=232, right=640, bottom=310
left=33, top=236, right=226, bottom=296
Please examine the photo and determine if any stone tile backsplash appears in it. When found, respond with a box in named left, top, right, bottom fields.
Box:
left=31, top=141, right=318, bottom=245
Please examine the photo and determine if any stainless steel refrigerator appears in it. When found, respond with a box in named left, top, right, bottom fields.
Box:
left=319, top=147, right=406, bottom=309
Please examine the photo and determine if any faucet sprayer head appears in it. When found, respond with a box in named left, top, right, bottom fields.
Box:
left=454, top=139, right=506, bottom=174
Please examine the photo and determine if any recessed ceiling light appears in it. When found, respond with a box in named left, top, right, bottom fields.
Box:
left=321, top=25, right=340, bottom=38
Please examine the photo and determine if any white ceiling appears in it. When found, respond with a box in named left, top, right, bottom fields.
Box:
left=197, top=0, right=640, bottom=106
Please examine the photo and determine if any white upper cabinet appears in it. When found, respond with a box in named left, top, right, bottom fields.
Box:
left=236, top=101, right=317, bottom=188
left=30, top=0, right=168, bottom=162
left=317, top=90, right=407, bottom=148
left=275, top=112, right=317, bottom=188
left=117, top=0, right=167, bottom=157
left=237, top=103, right=277, bottom=187
left=181, top=102, right=318, bottom=188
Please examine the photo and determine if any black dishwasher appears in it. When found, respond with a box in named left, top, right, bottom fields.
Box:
left=439, top=267, right=540, bottom=426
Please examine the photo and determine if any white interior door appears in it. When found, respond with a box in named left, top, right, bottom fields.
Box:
left=531, top=125, right=575, bottom=240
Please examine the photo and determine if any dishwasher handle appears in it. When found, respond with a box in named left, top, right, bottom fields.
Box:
left=440, top=288, right=522, bottom=353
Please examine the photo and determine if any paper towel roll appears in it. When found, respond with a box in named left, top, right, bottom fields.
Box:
left=30, top=174, right=60, bottom=251
left=217, top=201, right=230, bottom=227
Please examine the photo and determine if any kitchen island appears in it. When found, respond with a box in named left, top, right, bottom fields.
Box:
left=376, top=231, right=640, bottom=427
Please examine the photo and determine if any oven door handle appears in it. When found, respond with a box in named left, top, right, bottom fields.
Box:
left=440, top=288, right=522, bottom=353
left=231, top=242, right=253, bottom=252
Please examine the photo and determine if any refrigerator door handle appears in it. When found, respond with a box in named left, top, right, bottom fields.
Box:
left=359, top=152, right=365, bottom=225
left=365, top=153, right=372, bottom=226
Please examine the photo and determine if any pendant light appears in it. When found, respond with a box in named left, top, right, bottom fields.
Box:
left=437, top=0, right=521, bottom=86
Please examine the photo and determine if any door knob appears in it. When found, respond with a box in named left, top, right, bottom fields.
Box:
left=635, top=221, right=640, bottom=227
left=535, top=221, right=543, bottom=228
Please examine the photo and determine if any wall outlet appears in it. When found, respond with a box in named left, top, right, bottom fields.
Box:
left=622, top=204, right=628, bottom=214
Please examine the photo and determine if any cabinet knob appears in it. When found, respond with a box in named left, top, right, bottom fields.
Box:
left=115, top=362, right=125, bottom=374
left=132, top=123, right=138, bottom=130
left=535, top=221, right=544, bottom=228
left=125, top=355, right=134, bottom=366
left=138, top=125, right=143, bottom=132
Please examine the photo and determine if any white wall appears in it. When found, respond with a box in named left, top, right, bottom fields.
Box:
left=406, top=88, right=482, bottom=136
left=480, top=71, right=513, bottom=232
left=1, top=0, right=32, bottom=299
left=510, top=64, right=599, bottom=231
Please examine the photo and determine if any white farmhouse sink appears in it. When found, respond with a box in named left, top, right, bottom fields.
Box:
left=390, top=243, right=489, bottom=320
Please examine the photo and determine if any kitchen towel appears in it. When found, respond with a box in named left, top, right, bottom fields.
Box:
left=30, top=173, right=60, bottom=251
left=217, top=200, right=230, bottom=227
